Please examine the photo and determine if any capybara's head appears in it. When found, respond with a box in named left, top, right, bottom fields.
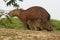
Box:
left=44, top=21, right=53, bottom=32
left=8, top=9, right=20, bottom=17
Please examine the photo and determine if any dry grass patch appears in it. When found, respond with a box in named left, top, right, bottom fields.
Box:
left=0, top=28, right=60, bottom=40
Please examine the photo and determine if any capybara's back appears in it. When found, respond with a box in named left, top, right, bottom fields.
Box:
left=25, top=6, right=50, bottom=22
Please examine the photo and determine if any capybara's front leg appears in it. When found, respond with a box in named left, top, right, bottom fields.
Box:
left=24, top=22, right=31, bottom=30
left=26, top=24, right=31, bottom=30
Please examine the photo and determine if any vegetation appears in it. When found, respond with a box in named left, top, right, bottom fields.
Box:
left=3, top=0, right=23, bottom=8
left=51, top=19, right=60, bottom=30
left=0, top=17, right=24, bottom=29
left=0, top=18, right=60, bottom=30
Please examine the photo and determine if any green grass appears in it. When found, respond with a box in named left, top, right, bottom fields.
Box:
left=51, top=19, right=60, bottom=30
left=0, top=17, right=24, bottom=29
left=0, top=18, right=60, bottom=30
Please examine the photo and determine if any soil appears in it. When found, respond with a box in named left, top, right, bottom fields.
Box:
left=0, top=28, right=60, bottom=40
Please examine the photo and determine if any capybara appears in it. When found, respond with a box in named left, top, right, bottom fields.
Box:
left=27, top=19, right=53, bottom=31
left=27, top=19, right=42, bottom=31
left=8, top=6, right=53, bottom=31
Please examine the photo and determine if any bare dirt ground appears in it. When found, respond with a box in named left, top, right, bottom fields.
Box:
left=0, top=28, right=60, bottom=40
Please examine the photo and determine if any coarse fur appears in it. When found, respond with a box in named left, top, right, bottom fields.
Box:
left=27, top=19, right=53, bottom=31
left=8, top=6, right=53, bottom=31
left=27, top=19, right=42, bottom=31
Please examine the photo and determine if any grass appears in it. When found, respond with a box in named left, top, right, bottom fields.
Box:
left=0, top=17, right=60, bottom=30
left=0, top=17, right=24, bottom=29
left=51, top=19, right=60, bottom=30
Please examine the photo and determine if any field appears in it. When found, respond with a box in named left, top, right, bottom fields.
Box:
left=0, top=28, right=60, bottom=40
left=0, top=18, right=60, bottom=40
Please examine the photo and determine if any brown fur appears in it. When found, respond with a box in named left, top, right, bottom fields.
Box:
left=27, top=19, right=53, bottom=31
left=8, top=6, right=52, bottom=31
left=27, top=19, right=42, bottom=31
